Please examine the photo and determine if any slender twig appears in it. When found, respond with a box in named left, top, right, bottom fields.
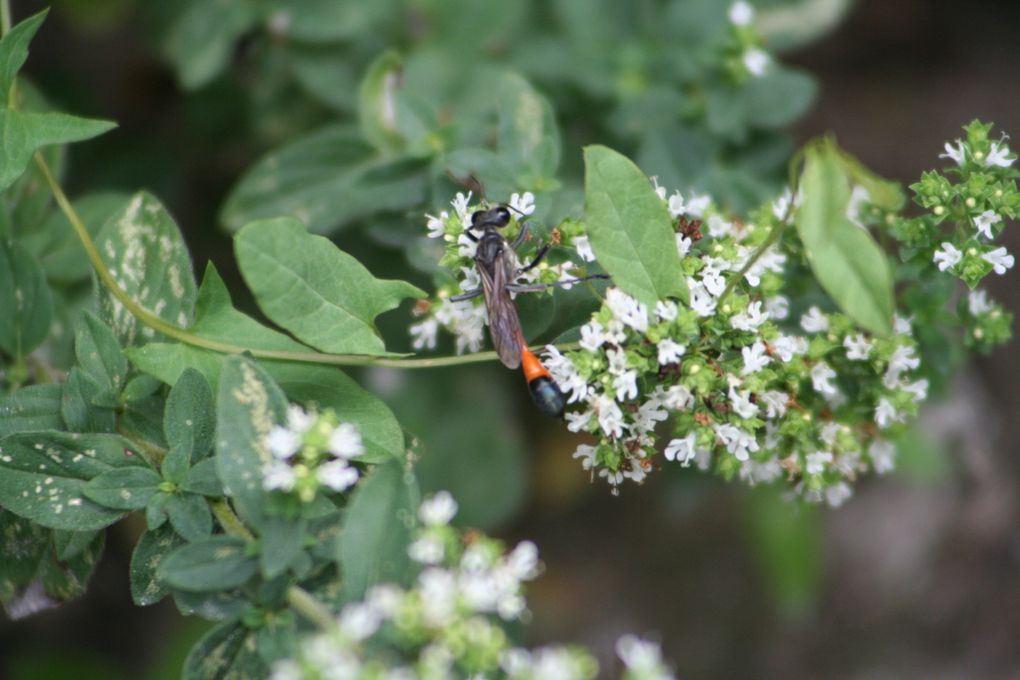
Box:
left=210, top=499, right=255, bottom=541
left=1, top=0, right=12, bottom=36
left=287, top=585, right=338, bottom=631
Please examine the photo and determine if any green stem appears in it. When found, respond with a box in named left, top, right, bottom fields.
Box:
left=210, top=499, right=254, bottom=541
left=287, top=586, right=338, bottom=631
left=1, top=0, right=11, bottom=36
left=117, top=425, right=167, bottom=466
left=34, top=151, right=573, bottom=370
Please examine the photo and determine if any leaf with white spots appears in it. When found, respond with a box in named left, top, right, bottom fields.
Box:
left=157, top=536, right=257, bottom=592
left=215, top=356, right=288, bottom=531
left=164, top=368, right=215, bottom=460
left=82, top=467, right=162, bottom=510
left=0, top=384, right=63, bottom=437
left=181, top=620, right=267, bottom=680
left=60, top=367, right=117, bottom=432
left=129, top=524, right=185, bottom=607
left=220, top=125, right=429, bottom=234
left=73, top=311, right=128, bottom=402
left=94, top=191, right=198, bottom=346
left=0, top=432, right=148, bottom=531
left=0, top=241, right=53, bottom=358
left=235, top=217, right=425, bottom=355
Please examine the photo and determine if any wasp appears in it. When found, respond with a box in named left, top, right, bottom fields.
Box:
left=451, top=204, right=607, bottom=418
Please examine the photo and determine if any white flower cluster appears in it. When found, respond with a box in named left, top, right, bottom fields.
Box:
left=262, top=405, right=363, bottom=502
left=543, top=184, right=927, bottom=503
left=270, top=492, right=674, bottom=680
left=411, top=191, right=598, bottom=354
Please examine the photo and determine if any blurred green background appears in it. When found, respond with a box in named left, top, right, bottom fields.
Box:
left=2, top=0, right=1019, bottom=678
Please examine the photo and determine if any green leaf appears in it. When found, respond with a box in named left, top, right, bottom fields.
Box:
left=145, top=491, right=170, bottom=530
left=583, top=145, right=689, bottom=307
left=35, top=191, right=132, bottom=283
left=215, top=355, right=288, bottom=531
left=2, top=527, right=105, bottom=618
left=52, top=528, right=100, bottom=560
left=0, top=10, right=49, bottom=105
left=182, top=620, right=266, bottom=680
left=94, top=191, right=198, bottom=346
left=164, top=368, right=215, bottom=459
left=337, top=460, right=419, bottom=599
left=832, top=145, right=906, bottom=212
left=82, top=467, right=162, bottom=510
left=0, top=110, right=116, bottom=191
left=166, top=492, right=213, bottom=542
left=497, top=71, right=561, bottom=182
left=174, top=589, right=248, bottom=621
left=158, top=536, right=257, bottom=592
left=266, top=0, right=395, bottom=42
left=795, top=140, right=894, bottom=336
left=259, top=515, right=306, bottom=580
left=182, top=458, right=224, bottom=497
left=220, top=125, right=429, bottom=234
left=743, top=67, right=817, bottom=130
left=60, top=367, right=116, bottom=432
left=359, top=50, right=405, bottom=153
left=0, top=432, right=143, bottom=530
left=74, top=311, right=128, bottom=397
left=161, top=442, right=191, bottom=485
left=0, top=240, right=53, bottom=357
left=163, top=0, right=261, bottom=89
left=0, top=384, right=63, bottom=436
left=129, top=523, right=185, bottom=606
left=235, top=217, right=425, bottom=355
left=0, top=509, right=48, bottom=612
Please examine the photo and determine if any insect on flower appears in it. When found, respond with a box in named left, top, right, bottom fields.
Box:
left=451, top=203, right=608, bottom=417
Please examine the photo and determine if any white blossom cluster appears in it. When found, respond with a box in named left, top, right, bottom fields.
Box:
left=270, top=492, right=675, bottom=680
left=261, top=405, right=364, bottom=502
left=543, top=182, right=928, bottom=502
left=410, top=191, right=598, bottom=354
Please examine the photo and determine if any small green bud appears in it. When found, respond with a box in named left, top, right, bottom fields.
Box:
left=965, top=196, right=976, bottom=208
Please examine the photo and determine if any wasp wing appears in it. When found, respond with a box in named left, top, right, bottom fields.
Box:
left=478, top=250, right=524, bottom=369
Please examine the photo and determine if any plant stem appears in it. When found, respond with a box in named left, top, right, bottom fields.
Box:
left=34, top=150, right=574, bottom=370
left=287, top=586, right=338, bottom=631
left=210, top=499, right=254, bottom=541
left=1, top=0, right=11, bottom=36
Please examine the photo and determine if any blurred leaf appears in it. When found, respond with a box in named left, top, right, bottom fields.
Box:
left=267, top=0, right=396, bottom=42
left=260, top=515, right=305, bottom=580
left=0, top=110, right=116, bottom=191
left=289, top=45, right=358, bottom=111
left=893, top=427, right=953, bottom=483
left=758, top=0, right=853, bottom=52
left=52, top=528, right=98, bottom=560
left=221, top=125, right=429, bottom=234
left=215, top=355, right=288, bottom=531
left=0, top=432, right=144, bottom=530
left=130, top=523, right=185, bottom=606
left=0, top=10, right=49, bottom=103
left=0, top=241, right=53, bottom=357
left=583, top=145, right=689, bottom=306
left=234, top=217, right=425, bottom=355
left=164, top=367, right=215, bottom=459
left=831, top=144, right=906, bottom=212
left=359, top=50, right=405, bottom=153
left=795, top=139, right=894, bottom=335
left=497, top=71, right=561, bottom=183
left=337, top=460, right=419, bottom=600
left=159, top=536, right=257, bottom=591
left=743, top=67, right=817, bottom=130
left=94, top=191, right=198, bottom=345
left=34, top=191, right=131, bottom=282
left=164, top=0, right=261, bottom=89
left=166, top=492, right=214, bottom=542
left=73, top=311, right=128, bottom=399
left=182, top=458, right=224, bottom=497
left=60, top=367, right=117, bottom=432
left=0, top=384, right=63, bottom=436
left=82, top=467, right=162, bottom=510
left=182, top=620, right=267, bottom=680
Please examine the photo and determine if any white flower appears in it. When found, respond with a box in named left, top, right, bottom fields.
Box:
left=633, top=399, right=668, bottom=433
left=606, top=347, right=628, bottom=375
left=657, top=338, right=686, bottom=365
left=616, top=635, right=675, bottom=680
left=715, top=423, right=759, bottom=461
left=810, top=362, right=838, bottom=396
left=317, top=460, right=359, bottom=491
left=740, top=246, right=787, bottom=286
left=565, top=410, right=591, bottom=433
left=266, top=425, right=301, bottom=460
left=596, top=393, right=625, bottom=438
left=933, top=242, right=962, bottom=272
left=731, top=300, right=768, bottom=331
left=805, top=451, right=832, bottom=475
left=662, top=384, right=695, bottom=410
left=262, top=460, right=296, bottom=491
left=667, top=191, right=686, bottom=217
left=287, top=405, right=316, bottom=433
left=676, top=233, right=692, bottom=257
left=418, top=568, right=457, bottom=627
left=408, top=534, right=444, bottom=564
left=771, top=334, right=806, bottom=362
left=329, top=423, right=364, bottom=459
left=706, top=214, right=734, bottom=238
left=573, top=234, right=596, bottom=262
left=901, top=378, right=929, bottom=402
left=728, top=0, right=754, bottom=26
left=729, top=385, right=759, bottom=419
left=868, top=439, right=896, bottom=474
left=606, top=288, right=649, bottom=332
left=846, top=184, right=871, bottom=228
left=409, top=317, right=438, bottom=350
left=843, top=333, right=873, bottom=360
left=973, top=209, right=1002, bottom=239
left=766, top=295, right=789, bottom=320
left=800, top=306, right=829, bottom=333
left=826, top=482, right=853, bottom=508
left=459, top=266, right=481, bottom=293
left=338, top=602, right=382, bottom=641
left=985, top=140, right=1016, bottom=168
left=572, top=444, right=598, bottom=470
left=701, top=268, right=726, bottom=297
left=420, top=491, right=458, bottom=525
left=741, top=341, right=772, bottom=375
left=655, top=300, right=679, bottom=322
left=939, top=140, right=966, bottom=165
left=425, top=212, right=447, bottom=238
left=760, top=390, right=788, bottom=419
left=457, top=232, right=478, bottom=258
left=651, top=176, right=667, bottom=200
left=772, top=187, right=797, bottom=220
left=613, top=370, right=639, bottom=401
left=603, top=318, right=627, bottom=344
left=689, top=280, right=717, bottom=317
left=968, top=290, right=993, bottom=315
left=982, top=246, right=1015, bottom=274
left=874, top=398, right=902, bottom=429
left=743, top=48, right=770, bottom=77
left=451, top=191, right=473, bottom=225
left=893, top=314, right=912, bottom=335
left=579, top=321, right=605, bottom=352
left=509, top=191, right=536, bottom=216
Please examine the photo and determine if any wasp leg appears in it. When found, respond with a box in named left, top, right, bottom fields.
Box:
left=507, top=273, right=610, bottom=294
left=510, top=219, right=530, bottom=249
left=516, top=243, right=551, bottom=275
left=464, top=231, right=479, bottom=242
left=449, top=288, right=483, bottom=302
